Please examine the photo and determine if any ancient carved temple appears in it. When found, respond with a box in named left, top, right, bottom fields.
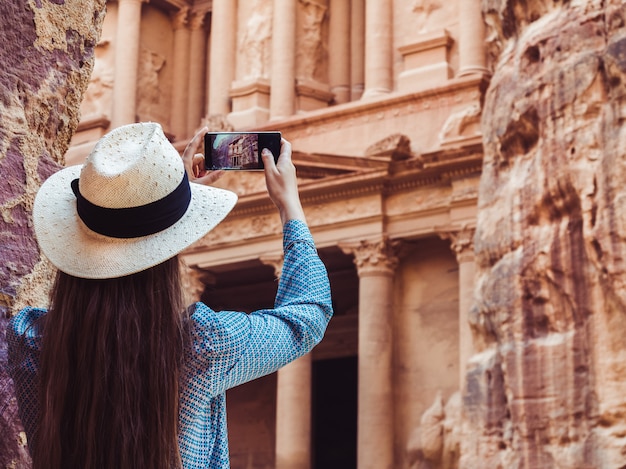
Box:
left=68, top=1, right=489, bottom=467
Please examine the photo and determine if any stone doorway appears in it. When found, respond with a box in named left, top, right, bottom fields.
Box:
left=312, top=356, right=358, bottom=469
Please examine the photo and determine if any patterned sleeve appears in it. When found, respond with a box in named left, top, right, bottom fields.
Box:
left=187, top=220, right=333, bottom=395
left=6, top=307, right=46, bottom=446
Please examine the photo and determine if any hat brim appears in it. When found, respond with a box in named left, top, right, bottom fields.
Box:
left=33, top=165, right=238, bottom=279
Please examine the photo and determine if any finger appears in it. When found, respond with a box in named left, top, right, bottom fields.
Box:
left=277, top=138, right=292, bottom=163
left=194, top=170, right=225, bottom=185
left=183, top=126, right=208, bottom=160
left=188, top=126, right=208, bottom=150
left=192, top=153, right=205, bottom=171
left=261, top=147, right=277, bottom=171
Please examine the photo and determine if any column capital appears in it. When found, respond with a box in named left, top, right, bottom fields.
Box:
left=438, top=226, right=476, bottom=263
left=180, top=262, right=215, bottom=305
left=260, top=253, right=284, bottom=279
left=171, top=6, right=190, bottom=30
left=340, top=238, right=400, bottom=276
left=189, top=10, right=208, bottom=30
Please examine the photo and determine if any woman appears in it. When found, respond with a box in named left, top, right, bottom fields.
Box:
left=7, top=122, right=333, bottom=469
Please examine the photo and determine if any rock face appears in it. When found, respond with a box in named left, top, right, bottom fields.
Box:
left=0, top=0, right=105, bottom=466
left=466, top=1, right=626, bottom=468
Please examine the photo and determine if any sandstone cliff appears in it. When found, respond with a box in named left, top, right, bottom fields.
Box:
left=0, top=1, right=106, bottom=466
left=466, top=1, right=626, bottom=468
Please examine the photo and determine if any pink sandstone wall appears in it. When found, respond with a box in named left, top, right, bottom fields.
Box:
left=0, top=1, right=106, bottom=466
left=465, top=1, right=626, bottom=467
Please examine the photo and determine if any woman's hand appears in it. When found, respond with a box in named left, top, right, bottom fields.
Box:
left=182, top=126, right=224, bottom=185
left=262, top=138, right=306, bottom=225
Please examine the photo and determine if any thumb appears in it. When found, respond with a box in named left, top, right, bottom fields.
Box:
left=261, top=148, right=276, bottom=170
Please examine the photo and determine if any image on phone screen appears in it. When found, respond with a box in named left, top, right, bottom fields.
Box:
left=204, top=131, right=281, bottom=170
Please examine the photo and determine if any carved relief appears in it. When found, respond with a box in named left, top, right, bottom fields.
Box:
left=406, top=391, right=461, bottom=469
left=285, top=86, right=479, bottom=144
left=220, top=172, right=267, bottom=196
left=438, top=104, right=482, bottom=146
left=136, top=48, right=166, bottom=123
left=201, top=114, right=235, bottom=132
left=199, top=215, right=282, bottom=247
left=411, top=0, right=456, bottom=33
left=80, top=38, right=113, bottom=119
left=296, top=0, right=327, bottom=82
left=239, top=0, right=273, bottom=80
left=305, top=197, right=381, bottom=227
left=407, top=391, right=444, bottom=465
left=180, top=261, right=213, bottom=304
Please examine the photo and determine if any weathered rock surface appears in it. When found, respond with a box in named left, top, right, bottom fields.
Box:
left=466, top=0, right=626, bottom=468
left=0, top=0, right=106, bottom=466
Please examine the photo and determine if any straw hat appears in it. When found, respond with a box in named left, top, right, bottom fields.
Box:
left=33, top=122, right=238, bottom=279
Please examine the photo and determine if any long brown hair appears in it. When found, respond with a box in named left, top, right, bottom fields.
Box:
left=34, top=256, right=186, bottom=469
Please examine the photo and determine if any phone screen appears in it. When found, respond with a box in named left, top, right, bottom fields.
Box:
left=204, top=131, right=281, bottom=170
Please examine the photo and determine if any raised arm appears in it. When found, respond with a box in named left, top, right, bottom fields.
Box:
left=184, top=139, right=333, bottom=395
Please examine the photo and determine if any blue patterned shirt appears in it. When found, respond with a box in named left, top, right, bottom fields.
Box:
left=7, top=220, right=333, bottom=468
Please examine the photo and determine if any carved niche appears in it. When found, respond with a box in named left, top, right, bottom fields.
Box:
left=238, top=0, right=273, bottom=81
left=136, top=48, right=167, bottom=123
left=296, top=0, right=328, bottom=83
left=80, top=38, right=114, bottom=120
left=410, top=0, right=457, bottom=34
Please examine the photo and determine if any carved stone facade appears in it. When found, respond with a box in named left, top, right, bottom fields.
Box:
left=62, top=1, right=486, bottom=468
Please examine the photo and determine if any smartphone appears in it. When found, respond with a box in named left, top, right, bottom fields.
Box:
left=204, top=131, right=281, bottom=170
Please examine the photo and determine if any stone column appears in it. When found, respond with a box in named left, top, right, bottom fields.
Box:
left=329, top=0, right=351, bottom=104
left=350, top=0, right=365, bottom=101
left=187, top=11, right=208, bottom=136
left=362, top=0, right=392, bottom=99
left=275, top=354, right=313, bottom=469
left=261, top=254, right=313, bottom=469
left=171, top=7, right=191, bottom=141
left=270, top=0, right=297, bottom=120
left=458, top=0, right=488, bottom=76
left=204, top=21, right=212, bottom=116
left=341, top=238, right=398, bottom=469
left=208, top=0, right=237, bottom=116
left=111, top=0, right=145, bottom=128
left=440, top=227, right=476, bottom=387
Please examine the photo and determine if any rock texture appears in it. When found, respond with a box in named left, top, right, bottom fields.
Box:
left=0, top=0, right=105, bottom=466
left=466, top=0, right=626, bottom=468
